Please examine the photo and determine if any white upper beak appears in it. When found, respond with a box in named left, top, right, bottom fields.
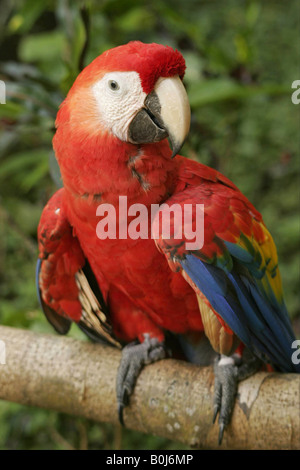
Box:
left=154, top=75, right=191, bottom=157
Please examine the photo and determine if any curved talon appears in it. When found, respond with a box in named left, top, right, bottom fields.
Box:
left=118, top=402, right=125, bottom=426
left=213, top=355, right=238, bottom=444
left=116, top=334, right=167, bottom=425
left=218, top=422, right=226, bottom=446
left=213, top=351, right=261, bottom=445
left=118, top=386, right=131, bottom=426
left=212, top=404, right=219, bottom=425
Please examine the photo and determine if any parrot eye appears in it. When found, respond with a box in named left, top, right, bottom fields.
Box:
left=108, top=80, right=120, bottom=91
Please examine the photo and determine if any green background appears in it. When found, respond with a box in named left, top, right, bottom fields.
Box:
left=0, top=0, right=299, bottom=450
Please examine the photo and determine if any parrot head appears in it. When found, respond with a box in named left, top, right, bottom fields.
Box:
left=55, top=42, right=190, bottom=159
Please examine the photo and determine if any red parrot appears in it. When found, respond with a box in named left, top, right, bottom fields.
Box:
left=37, top=41, right=300, bottom=444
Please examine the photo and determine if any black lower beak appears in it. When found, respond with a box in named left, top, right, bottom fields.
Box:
left=128, top=91, right=168, bottom=145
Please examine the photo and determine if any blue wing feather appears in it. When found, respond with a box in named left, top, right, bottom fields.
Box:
left=181, top=255, right=251, bottom=346
left=180, top=254, right=300, bottom=373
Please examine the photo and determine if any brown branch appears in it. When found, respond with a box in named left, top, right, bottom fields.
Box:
left=0, top=325, right=299, bottom=449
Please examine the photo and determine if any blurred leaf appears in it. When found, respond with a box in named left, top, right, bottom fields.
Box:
left=19, top=31, right=67, bottom=63
left=188, top=79, right=290, bottom=107
left=246, top=1, right=261, bottom=28
left=0, top=101, right=23, bottom=119
left=0, top=149, right=49, bottom=192
left=8, top=0, right=47, bottom=34
left=3, top=198, right=42, bottom=236
left=115, top=7, right=155, bottom=32
left=234, top=34, right=249, bottom=64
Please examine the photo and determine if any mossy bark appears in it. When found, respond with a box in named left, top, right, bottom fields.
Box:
left=0, top=326, right=299, bottom=449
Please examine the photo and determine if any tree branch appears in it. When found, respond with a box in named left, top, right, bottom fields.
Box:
left=0, top=326, right=299, bottom=449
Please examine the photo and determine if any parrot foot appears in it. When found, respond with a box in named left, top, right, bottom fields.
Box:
left=116, top=334, right=167, bottom=425
left=213, top=351, right=261, bottom=445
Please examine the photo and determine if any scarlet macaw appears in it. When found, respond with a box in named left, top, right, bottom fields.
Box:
left=37, top=42, right=300, bottom=443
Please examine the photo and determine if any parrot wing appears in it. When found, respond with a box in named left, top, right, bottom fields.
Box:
left=154, top=160, right=299, bottom=373
left=75, top=260, right=121, bottom=348
left=36, top=258, right=72, bottom=335
left=37, top=189, right=121, bottom=348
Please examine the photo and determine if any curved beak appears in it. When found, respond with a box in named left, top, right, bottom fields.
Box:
left=128, top=75, right=191, bottom=158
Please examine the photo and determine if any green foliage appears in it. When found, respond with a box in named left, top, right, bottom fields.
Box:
left=0, top=0, right=299, bottom=450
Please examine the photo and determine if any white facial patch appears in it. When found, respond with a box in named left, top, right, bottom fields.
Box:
left=92, top=71, right=146, bottom=141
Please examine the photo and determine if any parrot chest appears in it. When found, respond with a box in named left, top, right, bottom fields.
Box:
left=71, top=219, right=202, bottom=337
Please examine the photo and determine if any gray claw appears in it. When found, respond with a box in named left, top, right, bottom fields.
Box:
left=213, top=351, right=261, bottom=444
left=116, top=334, right=166, bottom=425
left=218, top=422, right=226, bottom=446
left=213, top=355, right=238, bottom=444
